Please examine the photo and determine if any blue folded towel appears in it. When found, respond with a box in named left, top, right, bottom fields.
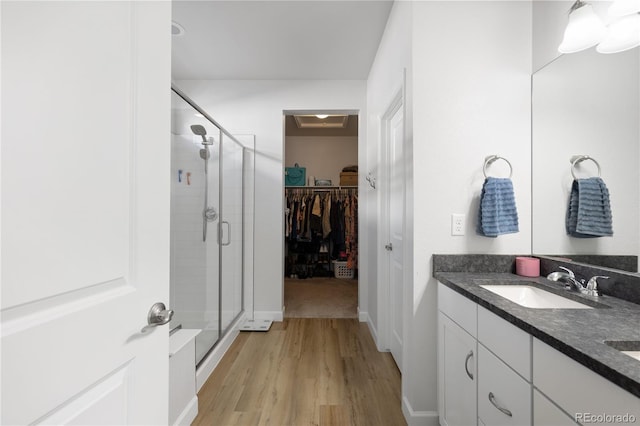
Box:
left=477, top=177, right=519, bottom=237
left=566, top=177, right=613, bottom=238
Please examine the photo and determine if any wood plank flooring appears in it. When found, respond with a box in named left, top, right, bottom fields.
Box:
left=193, top=318, right=406, bottom=426
left=284, top=278, right=358, bottom=318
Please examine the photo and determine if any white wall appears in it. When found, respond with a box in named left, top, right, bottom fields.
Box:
left=173, top=80, right=366, bottom=319
left=365, top=0, right=413, bottom=359
left=285, top=136, right=358, bottom=186
left=409, top=1, right=533, bottom=423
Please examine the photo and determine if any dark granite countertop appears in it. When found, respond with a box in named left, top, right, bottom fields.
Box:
left=435, top=272, right=640, bottom=399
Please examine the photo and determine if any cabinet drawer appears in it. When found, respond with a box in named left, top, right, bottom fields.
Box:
left=478, top=306, right=531, bottom=380
left=533, top=389, right=577, bottom=426
left=478, top=345, right=531, bottom=426
left=533, top=338, right=640, bottom=425
left=438, top=282, right=477, bottom=337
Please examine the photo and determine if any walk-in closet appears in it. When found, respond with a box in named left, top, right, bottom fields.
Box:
left=283, top=113, right=359, bottom=318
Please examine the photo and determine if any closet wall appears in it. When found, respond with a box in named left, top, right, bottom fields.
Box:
left=284, top=115, right=358, bottom=186
left=286, top=137, right=357, bottom=185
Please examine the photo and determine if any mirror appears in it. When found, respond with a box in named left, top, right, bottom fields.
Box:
left=531, top=18, right=640, bottom=273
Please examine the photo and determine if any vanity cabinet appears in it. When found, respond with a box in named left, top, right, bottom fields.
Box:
left=438, top=283, right=532, bottom=426
left=477, top=306, right=532, bottom=425
left=533, top=338, right=640, bottom=426
left=438, top=284, right=478, bottom=426
left=438, top=281, right=640, bottom=426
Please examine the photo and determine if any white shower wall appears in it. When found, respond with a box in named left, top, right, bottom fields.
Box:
left=170, top=132, right=220, bottom=330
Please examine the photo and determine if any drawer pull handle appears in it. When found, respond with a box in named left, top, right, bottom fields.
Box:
left=488, top=392, right=512, bottom=417
left=464, top=350, right=474, bottom=380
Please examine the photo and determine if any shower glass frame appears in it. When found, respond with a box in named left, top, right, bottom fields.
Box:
left=170, top=85, right=254, bottom=367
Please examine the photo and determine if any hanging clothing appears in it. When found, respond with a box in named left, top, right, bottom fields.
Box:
left=309, top=194, right=322, bottom=235
left=285, top=189, right=358, bottom=272
left=346, top=194, right=358, bottom=269
left=322, top=193, right=332, bottom=238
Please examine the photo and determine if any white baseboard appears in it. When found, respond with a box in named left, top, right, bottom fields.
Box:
left=195, top=313, right=244, bottom=392
left=402, top=397, right=439, bottom=426
left=365, top=315, right=379, bottom=346
left=358, top=308, right=368, bottom=322
left=173, top=395, right=198, bottom=426
left=253, top=310, right=283, bottom=322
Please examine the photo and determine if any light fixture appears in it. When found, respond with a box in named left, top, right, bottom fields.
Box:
left=597, top=13, right=640, bottom=53
left=608, top=0, right=640, bottom=17
left=194, top=113, right=205, bottom=118
left=558, top=0, right=607, bottom=53
left=293, top=115, right=349, bottom=128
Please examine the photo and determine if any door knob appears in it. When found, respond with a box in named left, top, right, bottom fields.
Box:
left=141, top=302, right=174, bottom=333
left=385, top=243, right=393, bottom=251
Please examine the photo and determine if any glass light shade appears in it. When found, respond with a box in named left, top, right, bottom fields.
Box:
left=608, top=0, right=640, bottom=17
left=597, top=14, right=640, bottom=53
left=558, top=3, right=607, bottom=53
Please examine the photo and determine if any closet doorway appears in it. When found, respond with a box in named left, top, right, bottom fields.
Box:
left=283, top=111, right=359, bottom=318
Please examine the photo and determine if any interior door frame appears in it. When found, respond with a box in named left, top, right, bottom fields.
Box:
left=377, top=74, right=406, bottom=362
left=281, top=108, right=361, bottom=318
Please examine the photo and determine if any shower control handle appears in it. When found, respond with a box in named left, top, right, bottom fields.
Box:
left=141, top=302, right=174, bottom=333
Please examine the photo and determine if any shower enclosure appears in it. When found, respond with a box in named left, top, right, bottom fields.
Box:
left=170, top=86, right=254, bottom=366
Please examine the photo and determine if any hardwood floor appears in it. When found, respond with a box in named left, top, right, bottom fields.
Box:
left=284, top=278, right=358, bottom=318
left=193, top=318, right=406, bottom=426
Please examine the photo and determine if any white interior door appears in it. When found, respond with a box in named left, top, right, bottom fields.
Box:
left=388, top=104, right=405, bottom=371
left=1, top=2, right=171, bottom=424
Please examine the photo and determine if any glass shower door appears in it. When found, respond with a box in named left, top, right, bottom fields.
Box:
left=220, top=134, right=244, bottom=330
left=170, top=86, right=252, bottom=369
left=169, top=90, right=221, bottom=366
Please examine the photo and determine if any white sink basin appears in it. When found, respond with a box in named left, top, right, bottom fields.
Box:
left=480, top=285, right=593, bottom=309
left=604, top=341, right=640, bottom=362
left=622, top=351, right=640, bottom=362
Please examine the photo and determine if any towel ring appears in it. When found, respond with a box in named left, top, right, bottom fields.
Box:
left=570, top=155, right=601, bottom=179
left=483, top=155, right=513, bottom=179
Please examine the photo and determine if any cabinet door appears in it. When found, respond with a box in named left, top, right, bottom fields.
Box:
left=533, top=390, right=577, bottom=426
left=533, top=338, right=640, bottom=425
left=478, top=345, right=531, bottom=426
left=438, top=312, right=478, bottom=426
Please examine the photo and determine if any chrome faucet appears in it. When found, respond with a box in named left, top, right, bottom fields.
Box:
left=546, top=266, right=585, bottom=291
left=584, top=275, right=609, bottom=297
left=546, top=267, right=608, bottom=297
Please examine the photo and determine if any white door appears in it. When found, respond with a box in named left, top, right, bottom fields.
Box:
left=384, top=96, right=405, bottom=371
left=1, top=2, right=172, bottom=424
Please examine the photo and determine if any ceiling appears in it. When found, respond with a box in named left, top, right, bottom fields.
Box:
left=285, top=115, right=359, bottom=136
left=171, top=1, right=394, bottom=80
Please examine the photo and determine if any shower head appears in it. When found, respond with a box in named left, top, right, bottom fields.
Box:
left=190, top=124, right=208, bottom=143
